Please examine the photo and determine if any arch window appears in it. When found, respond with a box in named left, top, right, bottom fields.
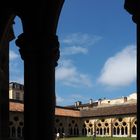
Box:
left=61, top=127, right=64, bottom=133
left=74, top=128, right=76, bottom=135
left=58, top=128, right=61, bottom=133
left=96, top=128, right=99, bottom=135
left=132, top=126, right=136, bottom=134
left=104, top=128, right=106, bottom=135
left=22, top=127, right=24, bottom=137
left=55, top=128, right=57, bottom=133
left=17, top=127, right=21, bottom=137
left=77, top=128, right=79, bottom=135
left=12, top=127, right=16, bottom=137
left=68, top=127, right=73, bottom=136
left=117, top=127, right=120, bottom=135
left=100, top=128, right=102, bottom=135
left=113, top=127, right=116, bottom=135
left=107, top=127, right=109, bottom=134
left=121, top=127, right=124, bottom=135
left=8, top=127, right=10, bottom=137
left=131, top=119, right=137, bottom=135
left=82, top=128, right=85, bottom=135
left=125, top=126, right=128, bottom=135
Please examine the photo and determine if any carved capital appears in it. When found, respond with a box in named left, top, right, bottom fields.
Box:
left=124, top=0, right=140, bottom=23
left=15, top=33, right=60, bottom=66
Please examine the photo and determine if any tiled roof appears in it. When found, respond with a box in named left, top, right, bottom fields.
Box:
left=80, top=103, right=137, bottom=117
left=9, top=101, right=137, bottom=117
left=9, top=102, right=80, bottom=117
left=10, top=102, right=24, bottom=112
left=55, top=106, right=80, bottom=117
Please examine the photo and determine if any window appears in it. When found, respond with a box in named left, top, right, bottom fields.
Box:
left=15, top=92, right=20, bottom=100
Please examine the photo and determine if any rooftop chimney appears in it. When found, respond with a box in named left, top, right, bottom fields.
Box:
left=89, top=99, right=93, bottom=104
left=124, top=96, right=127, bottom=103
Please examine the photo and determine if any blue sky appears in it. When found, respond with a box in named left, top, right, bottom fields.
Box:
left=9, top=0, right=136, bottom=106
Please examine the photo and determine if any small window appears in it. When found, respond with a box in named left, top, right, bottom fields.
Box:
left=56, top=119, right=60, bottom=123
left=123, top=122, right=126, bottom=126
left=72, top=120, right=75, bottom=124
left=118, top=118, right=122, bottom=122
left=105, top=123, right=108, bottom=126
left=9, top=121, right=13, bottom=126
left=14, top=116, right=19, bottom=122
left=101, top=119, right=105, bottom=122
left=115, top=122, right=118, bottom=126
left=89, top=123, right=92, bottom=127
left=98, top=123, right=101, bottom=127
left=15, top=92, right=20, bottom=100
left=59, top=123, right=63, bottom=126
left=19, top=122, right=24, bottom=126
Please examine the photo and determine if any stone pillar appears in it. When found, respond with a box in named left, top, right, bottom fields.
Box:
left=16, top=33, right=60, bottom=140
left=127, top=121, right=131, bottom=137
left=0, top=23, right=15, bottom=140
left=0, top=40, right=9, bottom=140
left=109, top=119, right=113, bottom=137
left=124, top=0, right=140, bottom=139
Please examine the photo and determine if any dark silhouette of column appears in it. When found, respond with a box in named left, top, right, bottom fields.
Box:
left=16, top=33, right=60, bottom=140
left=0, top=22, right=15, bottom=140
left=0, top=39, right=9, bottom=140
left=124, top=0, right=140, bottom=139
left=0, top=1, right=65, bottom=140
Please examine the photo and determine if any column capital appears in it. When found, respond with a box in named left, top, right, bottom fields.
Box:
left=15, top=33, right=60, bottom=66
left=124, top=0, right=140, bottom=23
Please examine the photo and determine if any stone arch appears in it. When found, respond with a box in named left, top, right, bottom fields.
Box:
left=0, top=12, right=16, bottom=140
left=131, top=118, right=137, bottom=136
left=95, top=118, right=110, bottom=136
left=112, top=117, right=128, bottom=136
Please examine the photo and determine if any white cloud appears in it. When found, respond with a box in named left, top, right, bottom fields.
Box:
left=9, top=50, right=19, bottom=60
left=98, top=45, right=136, bottom=87
left=62, top=33, right=101, bottom=47
left=56, top=59, right=92, bottom=87
left=56, top=95, right=64, bottom=105
left=56, top=94, right=87, bottom=106
left=61, top=46, right=88, bottom=55
left=9, top=49, right=24, bottom=84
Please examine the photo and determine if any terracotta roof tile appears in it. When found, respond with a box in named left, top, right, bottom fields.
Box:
left=55, top=107, right=80, bottom=117
left=80, top=103, right=137, bottom=117
left=10, top=102, right=24, bottom=112
left=9, top=102, right=137, bottom=118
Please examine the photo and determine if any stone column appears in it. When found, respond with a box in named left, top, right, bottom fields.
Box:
left=0, top=23, right=15, bottom=140
left=0, top=40, right=9, bottom=140
left=16, top=33, right=60, bottom=140
left=124, top=0, right=140, bottom=139
left=127, top=120, right=131, bottom=137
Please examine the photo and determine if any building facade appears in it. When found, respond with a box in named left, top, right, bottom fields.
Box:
left=8, top=82, right=137, bottom=139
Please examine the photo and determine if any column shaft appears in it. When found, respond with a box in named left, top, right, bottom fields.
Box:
left=0, top=41, right=9, bottom=140
left=16, top=34, right=59, bottom=140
